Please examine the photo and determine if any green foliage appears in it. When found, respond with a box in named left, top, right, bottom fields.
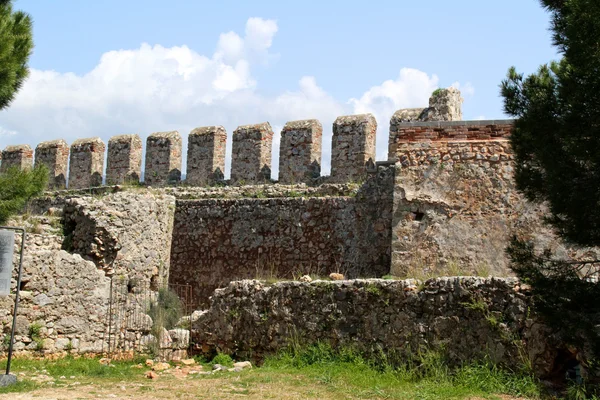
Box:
left=0, top=0, right=34, bottom=111
left=431, top=88, right=444, bottom=98
left=0, top=165, right=49, bottom=225
left=147, top=287, right=183, bottom=332
left=210, top=353, right=234, bottom=367
left=500, top=0, right=600, bottom=377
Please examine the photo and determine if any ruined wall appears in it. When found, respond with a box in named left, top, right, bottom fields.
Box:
left=186, top=126, right=227, bottom=185
left=170, top=165, right=394, bottom=308
left=106, top=134, right=143, bottom=185
left=144, top=131, right=182, bottom=186
left=62, top=192, right=176, bottom=285
left=330, top=114, right=377, bottom=183
left=0, top=227, right=111, bottom=354
left=278, top=119, right=322, bottom=184
left=0, top=145, right=33, bottom=173
left=35, top=140, right=69, bottom=189
left=193, top=277, right=556, bottom=376
left=230, top=123, right=274, bottom=184
left=68, top=138, right=105, bottom=189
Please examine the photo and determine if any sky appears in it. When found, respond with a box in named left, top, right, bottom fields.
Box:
left=0, top=0, right=559, bottom=178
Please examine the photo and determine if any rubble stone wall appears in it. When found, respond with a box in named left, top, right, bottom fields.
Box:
left=170, top=165, right=395, bottom=308
left=330, top=114, right=377, bottom=183
left=68, top=138, right=105, bottom=189
left=35, top=140, right=69, bottom=189
left=144, top=131, right=182, bottom=186
left=278, top=119, right=323, bottom=184
left=230, top=123, right=274, bottom=184
left=186, top=126, right=227, bottom=186
left=193, top=277, right=556, bottom=377
left=106, top=134, right=143, bottom=185
left=0, top=145, right=33, bottom=173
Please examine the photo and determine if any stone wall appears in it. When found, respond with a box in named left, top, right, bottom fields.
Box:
left=62, top=192, right=176, bottom=285
left=278, top=119, right=322, bottom=184
left=35, top=140, right=69, bottom=189
left=106, top=134, right=143, bottom=185
left=0, top=228, right=111, bottom=354
left=144, top=131, right=182, bottom=186
left=192, top=277, right=556, bottom=376
left=68, top=138, right=105, bottom=189
left=230, top=123, right=274, bottom=184
left=330, top=114, right=377, bottom=183
left=186, top=126, right=227, bottom=186
left=169, top=165, right=394, bottom=308
left=0, top=145, right=33, bottom=173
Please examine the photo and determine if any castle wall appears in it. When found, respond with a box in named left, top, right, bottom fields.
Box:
left=144, top=131, right=182, bottom=186
left=186, top=126, right=227, bottom=186
left=0, top=145, right=33, bottom=173
left=169, top=165, right=394, bottom=308
left=330, top=114, right=377, bottom=183
left=68, top=138, right=105, bottom=189
left=278, top=119, right=322, bottom=184
left=106, top=134, right=143, bottom=185
left=193, top=278, right=555, bottom=377
left=35, top=140, right=69, bottom=189
left=230, top=123, right=274, bottom=184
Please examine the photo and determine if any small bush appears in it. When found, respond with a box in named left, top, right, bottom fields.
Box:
left=211, top=353, right=234, bottom=367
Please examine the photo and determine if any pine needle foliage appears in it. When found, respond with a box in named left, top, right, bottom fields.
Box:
left=0, top=0, right=34, bottom=111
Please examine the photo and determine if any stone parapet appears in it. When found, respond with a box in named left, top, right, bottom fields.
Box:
left=231, top=122, right=274, bottom=184
left=0, top=144, right=33, bottom=173
left=186, top=126, right=227, bottom=186
left=68, top=138, right=105, bottom=189
left=330, top=114, right=377, bottom=183
left=144, top=131, right=182, bottom=186
left=35, top=140, right=70, bottom=189
left=278, top=119, right=322, bottom=184
left=106, top=134, right=143, bottom=185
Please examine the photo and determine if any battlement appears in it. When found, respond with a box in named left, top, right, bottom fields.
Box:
left=0, top=88, right=516, bottom=189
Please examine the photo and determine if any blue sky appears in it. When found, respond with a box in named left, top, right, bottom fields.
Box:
left=0, top=0, right=558, bottom=177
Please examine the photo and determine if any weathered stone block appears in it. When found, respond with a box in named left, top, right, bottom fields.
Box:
left=35, top=140, right=69, bottom=189
left=68, top=138, right=105, bottom=189
left=106, top=134, right=143, bottom=185
left=231, top=122, right=274, bottom=184
left=278, top=119, right=322, bottom=184
left=144, top=131, right=182, bottom=186
left=186, top=126, right=227, bottom=186
left=0, top=144, right=33, bottom=173
left=330, top=114, right=377, bottom=183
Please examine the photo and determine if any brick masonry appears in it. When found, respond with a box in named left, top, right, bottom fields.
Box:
left=230, top=122, right=274, bottom=184
left=186, top=126, right=227, bottom=186
left=68, top=138, right=106, bottom=189
left=144, top=131, right=182, bottom=186
left=35, top=140, right=70, bottom=189
left=0, top=145, right=33, bottom=173
left=278, top=119, right=323, bottom=184
left=330, top=114, right=377, bottom=183
left=106, top=134, right=143, bottom=185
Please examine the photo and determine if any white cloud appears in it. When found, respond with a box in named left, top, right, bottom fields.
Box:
left=349, top=68, right=439, bottom=161
left=0, top=18, right=471, bottom=179
left=450, top=81, right=475, bottom=97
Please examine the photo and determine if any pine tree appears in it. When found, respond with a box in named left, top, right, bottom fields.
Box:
left=0, top=0, right=33, bottom=111
left=0, top=166, right=48, bottom=225
left=501, top=0, right=600, bottom=359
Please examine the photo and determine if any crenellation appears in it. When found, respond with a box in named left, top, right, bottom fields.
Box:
left=144, top=131, right=182, bottom=186
left=231, top=122, right=274, bottom=184
left=186, top=126, right=227, bottom=185
left=35, top=140, right=69, bottom=188
left=106, top=134, right=143, bottom=185
left=68, top=137, right=106, bottom=189
left=330, top=113, right=377, bottom=183
left=0, top=144, right=33, bottom=173
left=278, top=119, right=322, bottom=184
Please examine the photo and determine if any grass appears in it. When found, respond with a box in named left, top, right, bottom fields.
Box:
left=0, top=344, right=547, bottom=399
